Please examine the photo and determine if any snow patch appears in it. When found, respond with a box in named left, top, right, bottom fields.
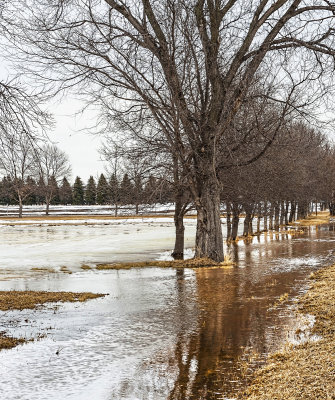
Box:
left=156, top=248, right=195, bottom=261
left=288, top=314, right=322, bottom=346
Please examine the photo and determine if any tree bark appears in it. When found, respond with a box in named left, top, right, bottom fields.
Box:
left=243, top=203, right=253, bottom=237
left=226, top=202, right=232, bottom=240
left=256, top=203, right=261, bottom=234
left=289, top=201, right=296, bottom=222
left=269, top=203, right=274, bottom=230
left=231, top=202, right=239, bottom=241
left=274, top=201, right=280, bottom=230
left=279, top=201, right=285, bottom=226
left=263, top=202, right=268, bottom=231
left=172, top=190, right=185, bottom=260
left=297, top=201, right=308, bottom=219
left=194, top=177, right=224, bottom=262
left=284, top=201, right=289, bottom=225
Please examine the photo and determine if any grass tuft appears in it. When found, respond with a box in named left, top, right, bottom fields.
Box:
left=240, top=263, right=335, bottom=399
left=0, top=290, right=106, bottom=311
left=96, top=257, right=235, bottom=270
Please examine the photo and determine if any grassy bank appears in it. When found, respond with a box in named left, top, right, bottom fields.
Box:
left=240, top=264, right=335, bottom=399
left=96, top=256, right=235, bottom=270
left=0, top=291, right=106, bottom=351
left=294, top=211, right=330, bottom=227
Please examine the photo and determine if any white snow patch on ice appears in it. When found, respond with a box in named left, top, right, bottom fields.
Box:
left=156, top=248, right=195, bottom=261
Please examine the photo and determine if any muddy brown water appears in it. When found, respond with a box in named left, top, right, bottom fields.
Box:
left=1, top=224, right=335, bottom=399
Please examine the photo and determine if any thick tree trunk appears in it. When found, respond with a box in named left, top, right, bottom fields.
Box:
left=274, top=201, right=280, bottom=230
left=172, top=190, right=185, bottom=260
left=135, top=202, right=139, bottom=215
left=284, top=201, right=289, bottom=225
left=297, top=201, right=308, bottom=219
left=226, top=202, right=232, bottom=240
left=256, top=203, right=261, bottom=234
left=231, top=202, right=239, bottom=241
left=269, top=204, right=274, bottom=230
left=289, top=201, right=296, bottom=223
left=243, top=203, right=253, bottom=237
left=194, top=178, right=224, bottom=262
left=263, top=202, right=268, bottom=231
left=279, top=201, right=285, bottom=226
left=114, top=203, right=118, bottom=217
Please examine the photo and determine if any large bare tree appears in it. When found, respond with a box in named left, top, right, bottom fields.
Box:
left=5, top=0, right=335, bottom=260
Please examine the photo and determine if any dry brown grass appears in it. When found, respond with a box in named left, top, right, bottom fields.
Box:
left=96, top=257, right=235, bottom=270
left=240, top=263, right=335, bottom=400
left=295, top=211, right=330, bottom=227
left=31, top=267, right=56, bottom=273
left=80, top=264, right=92, bottom=270
left=0, top=335, right=26, bottom=351
left=0, top=290, right=106, bottom=311
left=60, top=266, right=72, bottom=274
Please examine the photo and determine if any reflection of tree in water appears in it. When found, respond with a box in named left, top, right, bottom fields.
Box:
left=167, top=259, right=298, bottom=399
left=125, top=230, right=328, bottom=399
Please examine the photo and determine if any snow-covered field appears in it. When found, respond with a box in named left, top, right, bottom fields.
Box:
left=0, top=204, right=258, bottom=279
left=0, top=203, right=176, bottom=217
left=0, top=217, right=198, bottom=278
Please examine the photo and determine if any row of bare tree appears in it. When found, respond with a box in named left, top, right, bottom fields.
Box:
left=2, top=1, right=335, bottom=260
left=0, top=140, right=71, bottom=217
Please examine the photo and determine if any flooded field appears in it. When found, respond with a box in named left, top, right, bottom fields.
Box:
left=1, top=219, right=335, bottom=399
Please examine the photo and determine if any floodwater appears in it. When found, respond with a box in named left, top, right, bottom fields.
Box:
left=1, top=222, right=335, bottom=399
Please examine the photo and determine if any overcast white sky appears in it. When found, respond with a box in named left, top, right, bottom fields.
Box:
left=1, top=57, right=106, bottom=184
left=47, top=97, right=106, bottom=183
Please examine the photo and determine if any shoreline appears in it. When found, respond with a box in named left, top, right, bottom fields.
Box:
left=240, top=262, right=335, bottom=399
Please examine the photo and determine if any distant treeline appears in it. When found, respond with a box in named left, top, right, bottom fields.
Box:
left=0, top=173, right=173, bottom=210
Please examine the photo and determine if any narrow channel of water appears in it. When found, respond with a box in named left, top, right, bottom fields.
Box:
left=0, top=224, right=335, bottom=399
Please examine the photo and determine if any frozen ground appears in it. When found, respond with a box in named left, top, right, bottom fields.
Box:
left=0, top=203, right=176, bottom=217
left=0, top=218, right=198, bottom=278
left=0, top=206, right=264, bottom=279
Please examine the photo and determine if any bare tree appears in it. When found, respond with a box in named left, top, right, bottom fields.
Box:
left=0, top=133, right=38, bottom=217
left=35, top=144, right=72, bottom=215
left=5, top=0, right=335, bottom=260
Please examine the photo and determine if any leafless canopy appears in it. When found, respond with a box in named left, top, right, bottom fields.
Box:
left=4, top=0, right=335, bottom=259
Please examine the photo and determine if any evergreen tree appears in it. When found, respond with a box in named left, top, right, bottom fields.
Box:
left=109, top=174, right=119, bottom=203
left=72, top=176, right=84, bottom=205
left=85, top=176, right=97, bottom=205
left=133, top=175, right=143, bottom=214
left=96, top=174, right=110, bottom=205
left=59, top=177, right=73, bottom=205
left=36, top=176, right=46, bottom=204
left=24, top=177, right=38, bottom=205
left=0, top=176, right=15, bottom=205
left=120, top=173, right=134, bottom=205
left=144, top=175, right=157, bottom=204
left=48, top=175, right=60, bottom=205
